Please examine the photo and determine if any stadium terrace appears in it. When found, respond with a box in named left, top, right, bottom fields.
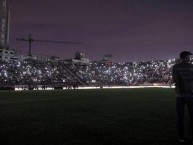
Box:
left=0, top=58, right=191, bottom=90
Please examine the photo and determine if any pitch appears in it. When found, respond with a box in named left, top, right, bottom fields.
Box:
left=0, top=88, right=187, bottom=145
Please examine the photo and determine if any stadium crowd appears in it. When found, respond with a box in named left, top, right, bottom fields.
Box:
left=71, top=59, right=175, bottom=86
left=0, top=57, right=191, bottom=89
left=0, top=59, right=76, bottom=89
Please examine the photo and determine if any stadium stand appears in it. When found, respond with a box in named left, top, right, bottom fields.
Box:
left=0, top=58, right=192, bottom=90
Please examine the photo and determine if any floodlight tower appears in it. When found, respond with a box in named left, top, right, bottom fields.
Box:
left=0, top=0, right=11, bottom=50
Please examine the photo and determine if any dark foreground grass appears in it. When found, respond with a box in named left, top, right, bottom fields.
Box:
left=0, top=88, right=189, bottom=145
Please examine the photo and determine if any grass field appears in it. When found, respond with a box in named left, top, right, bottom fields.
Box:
left=0, top=88, right=190, bottom=145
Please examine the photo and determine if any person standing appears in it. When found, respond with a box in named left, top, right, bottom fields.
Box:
left=172, top=51, right=193, bottom=143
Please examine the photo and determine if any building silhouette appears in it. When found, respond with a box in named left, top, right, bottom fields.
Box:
left=0, top=0, right=19, bottom=61
left=0, top=0, right=10, bottom=50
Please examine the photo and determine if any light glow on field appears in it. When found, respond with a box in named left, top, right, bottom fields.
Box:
left=77, top=85, right=175, bottom=89
left=15, top=86, right=54, bottom=91
left=14, top=85, right=174, bottom=91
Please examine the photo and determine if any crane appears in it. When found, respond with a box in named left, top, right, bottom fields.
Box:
left=16, top=34, right=83, bottom=56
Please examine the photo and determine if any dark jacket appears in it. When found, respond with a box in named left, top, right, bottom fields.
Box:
left=172, top=61, right=193, bottom=94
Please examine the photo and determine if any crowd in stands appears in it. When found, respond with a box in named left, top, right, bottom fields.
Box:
left=71, top=59, right=176, bottom=86
left=0, top=57, right=191, bottom=89
left=0, top=59, right=76, bottom=89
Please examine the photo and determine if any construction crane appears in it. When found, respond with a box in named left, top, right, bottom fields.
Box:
left=16, top=34, right=83, bottom=56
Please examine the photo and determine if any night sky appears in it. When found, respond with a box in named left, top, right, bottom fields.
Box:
left=9, top=0, right=193, bottom=62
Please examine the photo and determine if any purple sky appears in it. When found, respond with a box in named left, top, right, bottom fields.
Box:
left=9, top=0, right=193, bottom=62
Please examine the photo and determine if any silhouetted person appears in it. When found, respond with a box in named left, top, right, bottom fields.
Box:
left=172, top=51, right=193, bottom=143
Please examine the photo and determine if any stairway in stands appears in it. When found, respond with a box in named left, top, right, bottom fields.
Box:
left=61, top=64, right=87, bottom=86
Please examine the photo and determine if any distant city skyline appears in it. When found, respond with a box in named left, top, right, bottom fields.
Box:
left=9, top=0, right=193, bottom=62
